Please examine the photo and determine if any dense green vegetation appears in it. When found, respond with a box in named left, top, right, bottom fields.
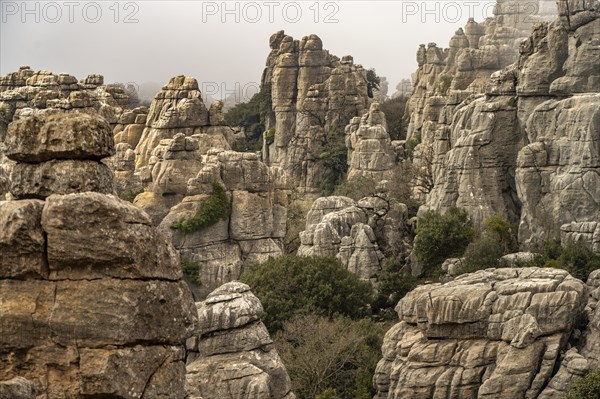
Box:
left=530, top=241, right=600, bottom=281
left=366, top=68, right=380, bottom=98
left=275, top=314, right=387, bottom=399
left=568, top=369, right=600, bottom=399
left=380, top=96, right=408, bottom=140
left=240, top=256, right=373, bottom=333
left=414, top=207, right=475, bottom=276
left=319, top=128, right=349, bottom=196
left=459, top=215, right=518, bottom=273
left=170, top=181, right=231, bottom=233
left=224, top=86, right=272, bottom=151
left=437, top=74, right=453, bottom=96
left=181, top=260, right=202, bottom=285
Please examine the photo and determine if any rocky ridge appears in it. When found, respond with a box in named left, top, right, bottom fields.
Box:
left=374, top=267, right=600, bottom=399
left=0, top=111, right=197, bottom=398
left=261, top=31, right=371, bottom=194
left=414, top=0, right=600, bottom=253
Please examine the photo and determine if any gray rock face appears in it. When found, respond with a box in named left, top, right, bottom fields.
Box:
left=156, top=149, right=289, bottom=298
left=407, top=0, right=600, bottom=249
left=261, top=31, right=371, bottom=194
left=346, top=102, right=398, bottom=182
left=186, top=282, right=295, bottom=399
left=298, top=194, right=408, bottom=281
left=404, top=0, right=557, bottom=202
left=0, top=112, right=197, bottom=398
left=374, top=267, right=589, bottom=399
left=0, top=377, right=36, bottom=399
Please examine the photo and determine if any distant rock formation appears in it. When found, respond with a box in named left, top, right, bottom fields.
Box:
left=298, top=193, right=408, bottom=282
left=404, top=0, right=556, bottom=201
left=0, top=111, right=197, bottom=397
left=413, top=0, right=599, bottom=253
left=374, top=267, right=599, bottom=399
left=186, top=282, right=295, bottom=399
left=0, top=67, right=133, bottom=200
left=261, top=31, right=371, bottom=194
left=157, top=148, right=289, bottom=298
left=346, top=102, right=399, bottom=182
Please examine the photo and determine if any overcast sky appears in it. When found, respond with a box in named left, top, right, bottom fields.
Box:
left=1, top=0, right=497, bottom=99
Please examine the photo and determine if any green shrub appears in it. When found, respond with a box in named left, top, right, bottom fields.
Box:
left=319, top=129, right=348, bottom=196
left=283, top=200, right=310, bottom=255
left=459, top=215, right=518, bottom=274
left=380, top=96, right=408, bottom=140
left=240, top=256, right=373, bottom=332
left=438, top=75, right=453, bottom=96
left=119, top=188, right=143, bottom=203
left=414, top=208, right=475, bottom=276
left=265, top=127, right=276, bottom=145
left=372, top=258, right=418, bottom=314
left=550, top=242, right=600, bottom=281
left=181, top=260, right=202, bottom=285
left=224, top=85, right=272, bottom=147
left=333, top=176, right=378, bottom=201
left=405, top=133, right=421, bottom=159
left=171, top=181, right=231, bottom=233
left=275, top=314, right=385, bottom=399
left=568, top=369, right=600, bottom=399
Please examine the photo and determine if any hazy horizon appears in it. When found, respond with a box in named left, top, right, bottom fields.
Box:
left=1, top=0, right=498, bottom=100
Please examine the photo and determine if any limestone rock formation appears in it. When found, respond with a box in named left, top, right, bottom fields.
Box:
left=346, top=102, right=398, bottom=182
left=0, top=112, right=197, bottom=398
left=0, top=67, right=133, bottom=200
left=186, top=282, right=295, bottom=399
left=404, top=0, right=556, bottom=201
left=374, top=267, right=590, bottom=399
left=157, top=148, right=289, bottom=298
left=298, top=193, right=408, bottom=281
left=261, top=31, right=371, bottom=193
left=407, top=0, right=600, bottom=251
left=134, top=76, right=233, bottom=169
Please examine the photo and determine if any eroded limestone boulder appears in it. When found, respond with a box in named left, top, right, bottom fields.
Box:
left=374, top=268, right=588, bottom=399
left=186, top=282, right=295, bottom=399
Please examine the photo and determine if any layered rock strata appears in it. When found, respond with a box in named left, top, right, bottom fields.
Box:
left=157, top=148, right=289, bottom=298
left=297, top=193, right=408, bottom=281
left=374, top=267, right=593, bottom=399
left=0, top=112, right=197, bottom=398
left=346, top=102, right=398, bottom=182
left=261, top=31, right=371, bottom=193
left=186, top=282, right=295, bottom=399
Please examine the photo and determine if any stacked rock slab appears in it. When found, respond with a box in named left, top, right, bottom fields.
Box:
left=134, top=76, right=232, bottom=170
left=0, top=67, right=133, bottom=199
left=297, top=194, right=408, bottom=282
left=346, top=102, right=398, bottom=182
left=0, top=112, right=197, bottom=397
left=261, top=31, right=371, bottom=194
left=186, top=282, right=295, bottom=399
left=158, top=148, right=288, bottom=298
left=374, top=268, right=589, bottom=399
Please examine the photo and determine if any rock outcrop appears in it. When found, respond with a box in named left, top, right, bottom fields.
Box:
left=297, top=193, right=408, bottom=281
left=186, top=282, right=295, bottom=399
left=261, top=31, right=371, bottom=194
left=404, top=0, right=557, bottom=202
left=0, top=112, right=197, bottom=397
left=346, top=102, right=398, bottom=182
left=0, top=67, right=134, bottom=200
left=407, top=0, right=600, bottom=252
left=374, top=267, right=593, bottom=399
left=157, top=148, right=289, bottom=298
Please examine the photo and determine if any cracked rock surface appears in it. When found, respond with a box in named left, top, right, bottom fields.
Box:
left=186, top=282, right=295, bottom=399
left=0, top=111, right=198, bottom=398
left=374, top=267, right=597, bottom=399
